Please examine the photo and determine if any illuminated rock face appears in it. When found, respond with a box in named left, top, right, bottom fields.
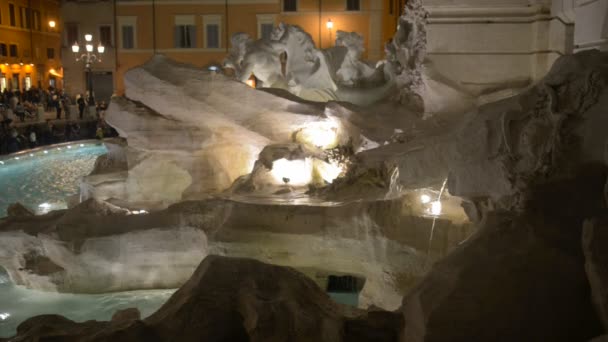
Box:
left=94, top=56, right=363, bottom=206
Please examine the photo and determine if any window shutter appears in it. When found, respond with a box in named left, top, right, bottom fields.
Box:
left=174, top=26, right=181, bottom=48
left=207, top=24, right=219, bottom=48
left=189, top=25, right=197, bottom=48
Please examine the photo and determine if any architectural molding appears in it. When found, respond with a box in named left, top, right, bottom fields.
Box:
left=117, top=0, right=278, bottom=5
left=427, top=5, right=549, bottom=18
left=577, top=0, right=603, bottom=7
left=427, top=49, right=565, bottom=56
left=575, top=38, right=608, bottom=49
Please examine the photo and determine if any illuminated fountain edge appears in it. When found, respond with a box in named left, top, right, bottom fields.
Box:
left=0, top=139, right=105, bottom=162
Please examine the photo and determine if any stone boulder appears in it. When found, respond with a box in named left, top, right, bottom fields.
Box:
left=583, top=216, right=608, bottom=331
left=6, top=203, right=34, bottom=218
left=9, top=256, right=403, bottom=342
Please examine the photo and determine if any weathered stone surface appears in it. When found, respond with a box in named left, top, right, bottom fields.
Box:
left=6, top=203, right=34, bottom=218
left=401, top=212, right=603, bottom=342
left=590, top=335, right=608, bottom=342
left=583, top=215, right=608, bottom=330
left=112, top=308, right=141, bottom=323
left=400, top=161, right=608, bottom=342
left=8, top=256, right=403, bottom=342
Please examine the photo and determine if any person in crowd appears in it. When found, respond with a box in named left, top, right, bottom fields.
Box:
left=95, top=124, right=104, bottom=140
left=54, top=94, right=62, bottom=120
left=62, top=96, right=71, bottom=120
left=43, top=120, right=54, bottom=145
left=28, top=126, right=37, bottom=148
left=77, top=94, right=86, bottom=120
left=7, top=128, right=19, bottom=153
left=9, top=92, right=18, bottom=111
left=14, top=102, right=26, bottom=122
left=0, top=105, right=11, bottom=130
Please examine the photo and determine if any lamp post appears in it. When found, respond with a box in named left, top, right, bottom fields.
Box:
left=71, top=33, right=104, bottom=108
left=326, top=19, right=333, bottom=47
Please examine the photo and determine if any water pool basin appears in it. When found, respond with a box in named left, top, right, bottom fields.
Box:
left=0, top=268, right=173, bottom=338
left=0, top=141, right=107, bottom=217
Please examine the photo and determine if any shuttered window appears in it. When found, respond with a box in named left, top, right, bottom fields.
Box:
left=122, top=26, right=134, bottom=49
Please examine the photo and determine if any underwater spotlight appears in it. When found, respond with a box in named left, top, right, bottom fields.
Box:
left=430, top=201, right=442, bottom=216
left=420, top=194, right=431, bottom=204
left=270, top=158, right=313, bottom=186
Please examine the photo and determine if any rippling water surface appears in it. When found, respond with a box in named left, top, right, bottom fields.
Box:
left=0, top=142, right=108, bottom=217
left=0, top=269, right=174, bottom=338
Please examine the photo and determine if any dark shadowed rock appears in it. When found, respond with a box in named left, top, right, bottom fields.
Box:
left=145, top=255, right=350, bottom=342
left=112, top=308, right=141, bottom=323
left=401, top=210, right=603, bottom=342
left=584, top=215, right=608, bottom=330
left=590, top=335, right=608, bottom=342
left=8, top=256, right=402, bottom=342
left=6, top=203, right=34, bottom=217
left=23, top=251, right=65, bottom=276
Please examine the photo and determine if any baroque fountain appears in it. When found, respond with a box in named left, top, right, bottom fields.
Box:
left=1, top=1, right=608, bottom=341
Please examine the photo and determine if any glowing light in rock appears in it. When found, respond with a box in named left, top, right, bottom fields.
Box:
left=38, top=202, right=52, bottom=214
left=315, top=160, right=343, bottom=184
left=270, top=158, right=313, bottom=186
left=67, top=145, right=72, bottom=149
left=29, top=154, right=34, bottom=157
left=296, top=121, right=339, bottom=150
left=44, top=150, right=48, bottom=154
left=430, top=201, right=442, bottom=216
left=80, top=144, right=84, bottom=147
left=0, top=161, right=4, bottom=164
left=14, top=157, right=19, bottom=160
left=420, top=194, right=431, bottom=204
left=130, top=209, right=149, bottom=215
left=0, top=312, right=10, bottom=320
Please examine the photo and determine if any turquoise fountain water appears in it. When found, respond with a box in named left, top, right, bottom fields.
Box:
left=0, top=267, right=174, bottom=338
left=0, top=142, right=107, bottom=217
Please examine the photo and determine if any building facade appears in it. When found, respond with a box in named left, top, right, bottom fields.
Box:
left=113, top=0, right=399, bottom=94
left=61, top=0, right=116, bottom=101
left=0, top=0, right=62, bottom=92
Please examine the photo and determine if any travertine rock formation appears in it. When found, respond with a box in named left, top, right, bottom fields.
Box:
left=0, top=196, right=471, bottom=309
left=584, top=216, right=608, bottom=330
left=7, top=256, right=403, bottom=342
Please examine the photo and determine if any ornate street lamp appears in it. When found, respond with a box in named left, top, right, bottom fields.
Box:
left=326, top=19, right=334, bottom=46
left=72, top=33, right=104, bottom=106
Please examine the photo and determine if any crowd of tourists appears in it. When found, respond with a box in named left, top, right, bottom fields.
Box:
left=0, top=87, right=116, bottom=155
